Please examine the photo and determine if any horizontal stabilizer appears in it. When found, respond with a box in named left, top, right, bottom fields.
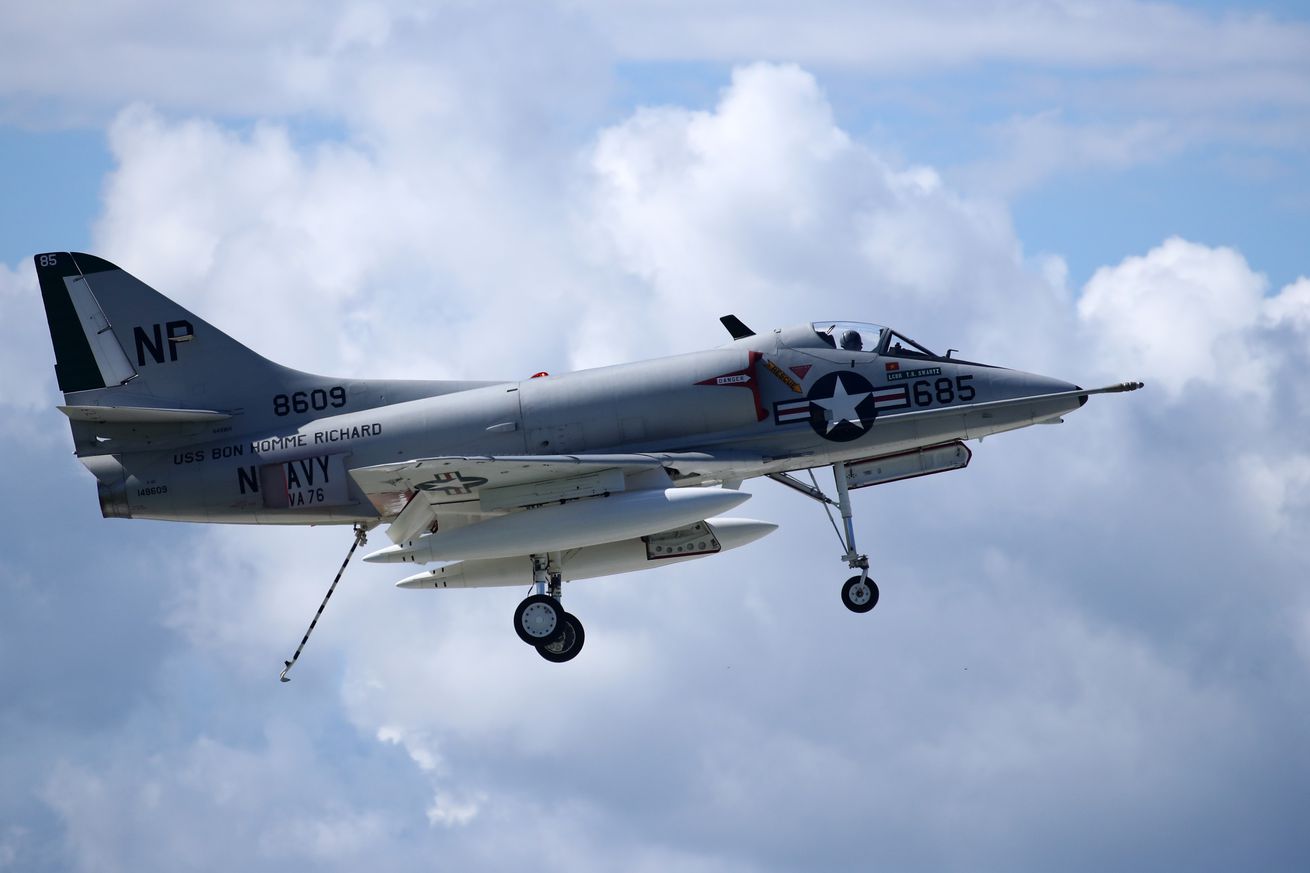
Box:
left=58, top=405, right=232, bottom=424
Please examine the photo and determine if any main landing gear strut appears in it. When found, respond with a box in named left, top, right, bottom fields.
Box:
left=769, top=461, right=879, bottom=614
left=513, top=554, right=585, bottom=662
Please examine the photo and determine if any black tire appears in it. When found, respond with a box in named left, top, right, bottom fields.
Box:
left=537, top=613, right=585, bottom=663
left=841, top=575, right=879, bottom=613
left=514, top=594, right=565, bottom=646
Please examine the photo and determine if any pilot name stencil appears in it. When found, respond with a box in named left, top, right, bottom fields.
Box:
left=885, top=366, right=942, bottom=382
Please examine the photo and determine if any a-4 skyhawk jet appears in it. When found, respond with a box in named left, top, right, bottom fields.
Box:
left=35, top=252, right=1142, bottom=671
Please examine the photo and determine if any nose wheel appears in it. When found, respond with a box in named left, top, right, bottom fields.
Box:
left=514, top=554, right=586, bottom=662
left=841, top=575, right=879, bottom=613
left=770, top=461, right=882, bottom=614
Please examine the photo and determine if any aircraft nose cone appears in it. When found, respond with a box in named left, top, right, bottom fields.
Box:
left=995, top=369, right=1079, bottom=399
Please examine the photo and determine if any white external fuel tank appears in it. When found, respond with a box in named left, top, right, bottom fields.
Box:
left=394, top=518, right=779, bottom=589
left=363, top=486, right=752, bottom=565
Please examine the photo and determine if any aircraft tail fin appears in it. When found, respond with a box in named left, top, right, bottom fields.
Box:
left=36, top=252, right=136, bottom=394
left=34, top=251, right=310, bottom=455
left=35, top=252, right=497, bottom=457
left=34, top=251, right=284, bottom=406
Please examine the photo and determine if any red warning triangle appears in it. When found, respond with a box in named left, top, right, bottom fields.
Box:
left=789, top=364, right=811, bottom=379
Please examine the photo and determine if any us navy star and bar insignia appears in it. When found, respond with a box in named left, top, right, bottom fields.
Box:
left=871, top=385, right=911, bottom=410
left=773, top=372, right=911, bottom=441
left=697, top=353, right=824, bottom=420
left=415, top=471, right=489, bottom=497
left=773, top=398, right=811, bottom=424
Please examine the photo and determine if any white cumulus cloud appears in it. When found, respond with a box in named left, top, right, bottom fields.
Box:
left=0, top=263, right=56, bottom=416
left=4, top=34, right=1310, bottom=872
left=1078, top=236, right=1271, bottom=397
left=586, top=62, right=1072, bottom=372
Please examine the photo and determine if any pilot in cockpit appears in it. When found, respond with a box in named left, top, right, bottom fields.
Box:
left=839, top=329, right=863, bottom=351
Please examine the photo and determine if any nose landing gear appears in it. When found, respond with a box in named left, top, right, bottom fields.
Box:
left=513, top=554, right=586, bottom=662
left=770, top=461, right=880, bottom=614
left=832, top=460, right=879, bottom=614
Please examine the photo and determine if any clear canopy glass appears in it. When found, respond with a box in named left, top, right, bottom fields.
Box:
left=883, top=329, right=936, bottom=357
left=811, top=321, right=886, bottom=353
left=809, top=321, right=937, bottom=357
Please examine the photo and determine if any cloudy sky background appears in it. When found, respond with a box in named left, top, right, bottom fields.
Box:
left=2, top=1, right=1309, bottom=869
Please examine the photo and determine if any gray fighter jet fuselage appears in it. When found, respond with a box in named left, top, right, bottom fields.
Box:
left=36, top=252, right=1141, bottom=666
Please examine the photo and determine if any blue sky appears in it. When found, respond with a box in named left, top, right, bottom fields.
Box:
left=2, top=2, right=1309, bottom=871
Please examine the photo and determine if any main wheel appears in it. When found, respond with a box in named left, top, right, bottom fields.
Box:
left=841, top=575, right=879, bottom=613
left=536, top=612, right=585, bottom=663
left=514, top=594, right=565, bottom=646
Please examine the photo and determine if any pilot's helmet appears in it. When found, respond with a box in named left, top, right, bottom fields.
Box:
left=839, top=329, right=862, bottom=351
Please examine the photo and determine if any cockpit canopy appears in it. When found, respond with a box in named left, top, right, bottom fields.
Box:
left=813, top=321, right=883, bottom=353
left=808, top=321, right=936, bottom=357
